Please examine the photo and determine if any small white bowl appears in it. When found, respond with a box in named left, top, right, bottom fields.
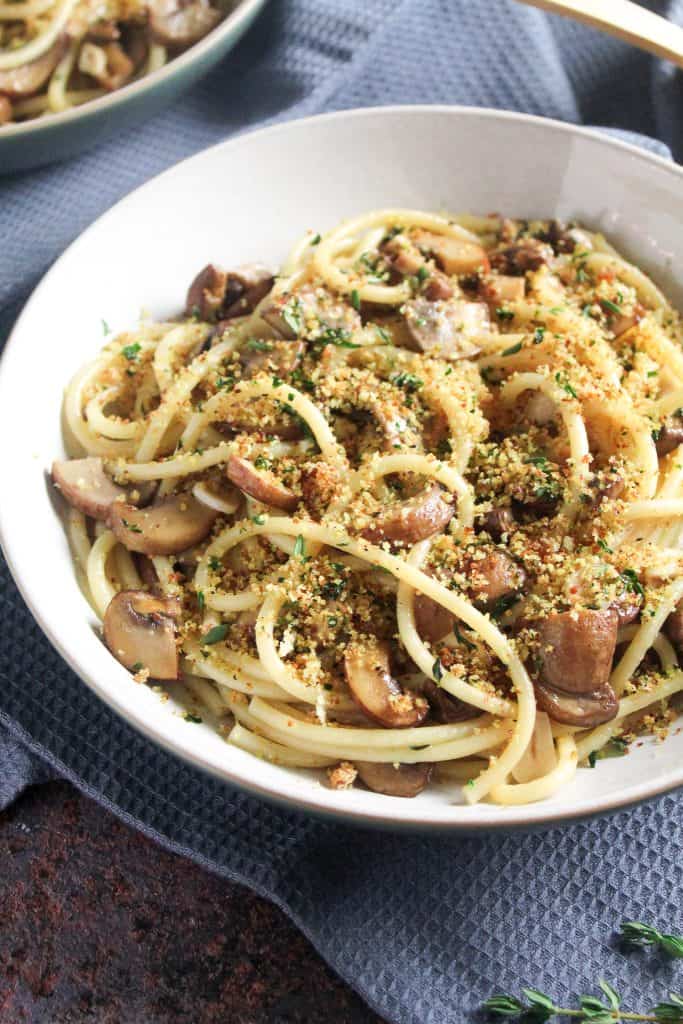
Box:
left=2, top=106, right=682, bottom=830
left=0, top=0, right=267, bottom=173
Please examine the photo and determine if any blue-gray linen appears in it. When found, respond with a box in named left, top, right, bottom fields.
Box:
left=1, top=2, right=682, bottom=1021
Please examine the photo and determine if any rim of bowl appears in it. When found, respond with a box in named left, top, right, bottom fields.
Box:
left=2, top=104, right=683, bottom=831
left=0, top=0, right=267, bottom=142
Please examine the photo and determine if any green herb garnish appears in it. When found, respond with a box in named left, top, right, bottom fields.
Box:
left=502, top=342, right=522, bottom=356
left=201, top=624, right=229, bottom=646
left=122, top=342, right=141, bottom=361
left=620, top=922, right=683, bottom=958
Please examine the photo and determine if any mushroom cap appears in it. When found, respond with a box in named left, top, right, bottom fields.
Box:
left=355, top=761, right=432, bottom=798
left=226, top=455, right=299, bottom=512
left=52, top=457, right=129, bottom=521
left=423, top=680, right=478, bottom=724
left=344, top=641, right=428, bottom=729
left=534, top=608, right=618, bottom=695
left=411, top=230, right=490, bottom=276
left=534, top=680, right=618, bottom=728
left=103, top=590, right=180, bottom=680
left=360, top=484, right=454, bottom=546
left=110, top=493, right=217, bottom=555
left=464, top=548, right=527, bottom=611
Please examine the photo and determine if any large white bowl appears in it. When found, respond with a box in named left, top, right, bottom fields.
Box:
left=2, top=106, right=682, bottom=830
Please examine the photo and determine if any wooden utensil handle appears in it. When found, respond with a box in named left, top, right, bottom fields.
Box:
left=520, top=0, right=683, bottom=68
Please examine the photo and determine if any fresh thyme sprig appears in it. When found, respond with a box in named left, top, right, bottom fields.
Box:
left=483, top=983, right=683, bottom=1022
left=620, top=922, right=683, bottom=959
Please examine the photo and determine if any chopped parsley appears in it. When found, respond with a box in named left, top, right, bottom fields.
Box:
left=350, top=288, right=361, bottom=311
left=597, top=539, right=614, bottom=555
left=197, top=590, right=205, bottom=613
left=101, top=318, right=111, bottom=336
left=533, top=326, right=545, bottom=345
left=495, top=307, right=515, bottom=321
left=252, top=514, right=266, bottom=526
left=502, top=341, right=522, bottom=356
left=281, top=298, right=303, bottom=336
left=293, top=534, right=305, bottom=559
left=131, top=661, right=143, bottom=672
left=121, top=519, right=142, bottom=533
left=601, top=297, right=622, bottom=316
left=184, top=712, right=203, bottom=724
left=416, top=265, right=429, bottom=283
left=619, top=568, right=644, bottom=598
left=310, top=233, right=321, bottom=245
left=208, top=556, right=222, bottom=572
left=245, top=338, right=273, bottom=352
left=122, top=342, right=141, bottom=361
left=391, top=371, right=424, bottom=392
left=253, top=454, right=271, bottom=470
left=555, top=371, right=578, bottom=399
left=201, top=623, right=229, bottom=645
left=432, top=657, right=444, bottom=683
left=588, top=737, right=628, bottom=767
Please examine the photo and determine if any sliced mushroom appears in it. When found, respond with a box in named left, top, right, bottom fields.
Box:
left=78, top=40, right=134, bottom=90
left=186, top=262, right=273, bottom=321
left=538, top=220, right=578, bottom=255
left=238, top=338, right=304, bottom=379
left=525, top=391, right=556, bottom=426
left=655, top=415, right=683, bottom=458
left=511, top=710, right=557, bottom=783
left=360, top=484, right=454, bottom=545
left=534, top=680, right=618, bottom=728
left=261, top=283, right=361, bottom=340
left=490, top=238, right=553, bottom=275
left=423, top=272, right=455, bottom=302
left=609, top=588, right=642, bottom=627
left=423, top=680, right=478, bottom=723
left=411, top=230, right=490, bottom=276
left=414, top=591, right=453, bottom=643
left=0, top=38, right=65, bottom=98
left=216, top=415, right=305, bottom=442
left=534, top=609, right=618, bottom=695
left=665, top=601, right=683, bottom=652
left=403, top=298, right=488, bottom=360
left=133, top=554, right=163, bottom=595
left=51, top=457, right=147, bottom=521
left=186, top=263, right=227, bottom=320
left=344, top=642, right=428, bottom=728
left=86, top=18, right=121, bottom=41
left=381, top=234, right=426, bottom=276
left=464, top=548, right=527, bottom=611
left=149, top=0, right=221, bottom=46
left=226, top=455, right=299, bottom=512
left=110, top=493, right=217, bottom=555
left=479, top=275, right=526, bottom=307
left=474, top=507, right=516, bottom=541
left=354, top=761, right=432, bottom=798
left=103, top=590, right=180, bottom=679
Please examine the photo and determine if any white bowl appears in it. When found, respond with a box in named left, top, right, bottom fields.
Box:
left=2, top=106, right=682, bottom=830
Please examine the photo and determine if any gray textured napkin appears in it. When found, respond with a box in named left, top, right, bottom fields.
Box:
left=2, top=3, right=683, bottom=1021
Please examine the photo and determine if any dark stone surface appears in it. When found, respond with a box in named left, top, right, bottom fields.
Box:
left=0, top=782, right=383, bottom=1023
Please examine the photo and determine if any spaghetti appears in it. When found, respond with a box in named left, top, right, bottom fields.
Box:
left=52, top=209, right=683, bottom=806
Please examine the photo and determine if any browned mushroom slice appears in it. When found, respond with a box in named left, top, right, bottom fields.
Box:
left=354, top=761, right=432, bottom=798
left=381, top=234, right=425, bottom=276
left=655, top=415, right=683, bottom=457
left=422, top=273, right=454, bottom=302
left=534, top=609, right=618, bottom=695
left=51, top=457, right=142, bottom=521
left=474, top=507, right=516, bottom=541
left=238, top=338, right=305, bottom=379
left=134, top=554, right=162, bottom=595
left=103, top=591, right=180, bottom=679
left=534, top=680, right=618, bottom=728
left=479, top=275, right=526, bottom=307
left=78, top=40, right=135, bottom=90
left=187, top=263, right=273, bottom=322
left=370, top=400, right=421, bottom=453
left=423, top=680, right=478, bottom=723
left=344, top=642, right=428, bottom=728
left=186, top=263, right=227, bottom=320
left=149, top=0, right=221, bottom=46
left=607, top=585, right=641, bottom=627
left=0, top=39, right=65, bottom=97
left=110, top=494, right=217, bottom=555
left=490, top=238, right=554, bottom=274
left=261, top=284, right=361, bottom=340
left=403, top=298, right=488, bottom=360
left=665, top=601, right=683, bottom=652
left=411, top=230, right=490, bottom=276
left=414, top=592, right=453, bottom=643
left=360, top=484, right=454, bottom=546
left=226, top=455, right=299, bottom=512
left=216, top=415, right=305, bottom=441
left=464, top=549, right=527, bottom=611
